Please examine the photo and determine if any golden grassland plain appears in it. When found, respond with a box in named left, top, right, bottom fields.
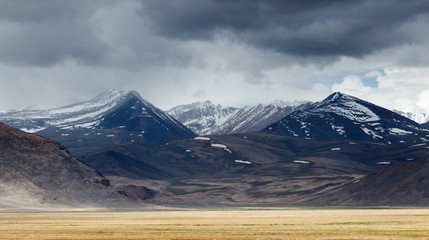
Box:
left=1, top=209, right=429, bottom=240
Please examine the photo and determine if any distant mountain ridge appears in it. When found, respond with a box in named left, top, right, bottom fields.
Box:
left=265, top=92, right=429, bottom=145
left=393, top=109, right=429, bottom=124
left=0, top=90, right=131, bottom=133
left=167, top=100, right=239, bottom=135
left=168, top=100, right=311, bottom=135
left=0, top=90, right=196, bottom=147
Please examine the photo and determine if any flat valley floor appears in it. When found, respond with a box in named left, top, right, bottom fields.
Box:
left=1, top=209, right=429, bottom=240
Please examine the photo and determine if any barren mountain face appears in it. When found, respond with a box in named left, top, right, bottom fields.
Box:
left=0, top=123, right=137, bottom=210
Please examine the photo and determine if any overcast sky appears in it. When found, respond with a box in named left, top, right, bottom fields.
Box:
left=0, top=0, right=429, bottom=115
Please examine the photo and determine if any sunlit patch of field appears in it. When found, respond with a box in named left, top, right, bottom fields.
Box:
left=1, top=209, right=429, bottom=239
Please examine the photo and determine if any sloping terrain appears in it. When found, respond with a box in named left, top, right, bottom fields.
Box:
left=309, top=158, right=429, bottom=206
left=0, top=123, right=139, bottom=210
left=2, top=91, right=429, bottom=208
left=75, top=131, right=429, bottom=206
left=265, top=92, right=429, bottom=145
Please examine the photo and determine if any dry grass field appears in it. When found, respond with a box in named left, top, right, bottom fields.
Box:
left=1, top=209, right=429, bottom=240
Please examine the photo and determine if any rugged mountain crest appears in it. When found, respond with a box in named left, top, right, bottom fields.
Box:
left=167, top=101, right=239, bottom=135
left=265, top=92, right=429, bottom=145
left=168, top=100, right=311, bottom=135
left=0, top=90, right=196, bottom=145
left=208, top=101, right=311, bottom=135
left=393, top=109, right=429, bottom=124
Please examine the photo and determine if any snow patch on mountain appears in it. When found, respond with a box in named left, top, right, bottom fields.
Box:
left=194, top=136, right=211, bottom=141
left=393, top=110, right=429, bottom=124
left=234, top=160, right=252, bottom=164
left=389, top=128, right=413, bottom=135
left=314, top=93, right=380, bottom=122
left=331, top=125, right=346, bottom=136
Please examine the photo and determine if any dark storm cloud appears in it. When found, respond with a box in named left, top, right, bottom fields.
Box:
left=0, top=0, right=194, bottom=68
left=139, top=0, right=429, bottom=58
left=0, top=0, right=108, bottom=66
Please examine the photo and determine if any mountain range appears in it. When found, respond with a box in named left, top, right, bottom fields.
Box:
left=168, top=97, right=429, bottom=136
left=168, top=100, right=311, bottom=135
left=2, top=90, right=429, bottom=208
left=264, top=92, right=429, bottom=145
left=0, top=90, right=196, bottom=151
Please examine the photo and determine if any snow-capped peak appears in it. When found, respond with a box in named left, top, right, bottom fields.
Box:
left=167, top=101, right=239, bottom=135
left=318, top=92, right=356, bottom=105
left=313, top=92, right=380, bottom=123
left=271, top=99, right=309, bottom=108
left=393, top=110, right=429, bottom=124
left=266, top=92, right=427, bottom=145
left=0, top=90, right=188, bottom=134
left=49, top=90, right=127, bottom=115
left=168, top=99, right=311, bottom=135
left=89, top=89, right=124, bottom=101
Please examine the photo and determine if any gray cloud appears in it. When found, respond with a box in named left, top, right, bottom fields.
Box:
left=0, top=0, right=194, bottom=68
left=0, top=0, right=109, bottom=66
left=1, top=0, right=428, bottom=67
left=139, top=0, right=429, bottom=60
left=0, top=0, right=428, bottom=115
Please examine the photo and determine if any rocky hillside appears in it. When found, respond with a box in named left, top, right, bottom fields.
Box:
left=0, top=123, right=138, bottom=210
left=309, top=159, right=429, bottom=206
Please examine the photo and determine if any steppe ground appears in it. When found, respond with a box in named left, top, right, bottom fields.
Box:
left=1, top=209, right=429, bottom=240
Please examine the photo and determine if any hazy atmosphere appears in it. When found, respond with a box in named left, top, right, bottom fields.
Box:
left=0, top=0, right=429, bottom=114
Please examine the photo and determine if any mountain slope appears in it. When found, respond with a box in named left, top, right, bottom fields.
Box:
left=168, top=100, right=311, bottom=135
left=0, top=123, right=136, bottom=210
left=0, top=90, right=129, bottom=133
left=167, top=101, right=238, bottom=135
left=264, top=92, right=429, bottom=145
left=0, top=90, right=196, bottom=146
left=72, top=130, right=429, bottom=206
left=309, top=159, right=429, bottom=206
left=208, top=101, right=311, bottom=135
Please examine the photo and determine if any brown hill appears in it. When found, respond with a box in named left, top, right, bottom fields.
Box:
left=309, top=160, right=429, bottom=206
left=0, top=123, right=139, bottom=210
